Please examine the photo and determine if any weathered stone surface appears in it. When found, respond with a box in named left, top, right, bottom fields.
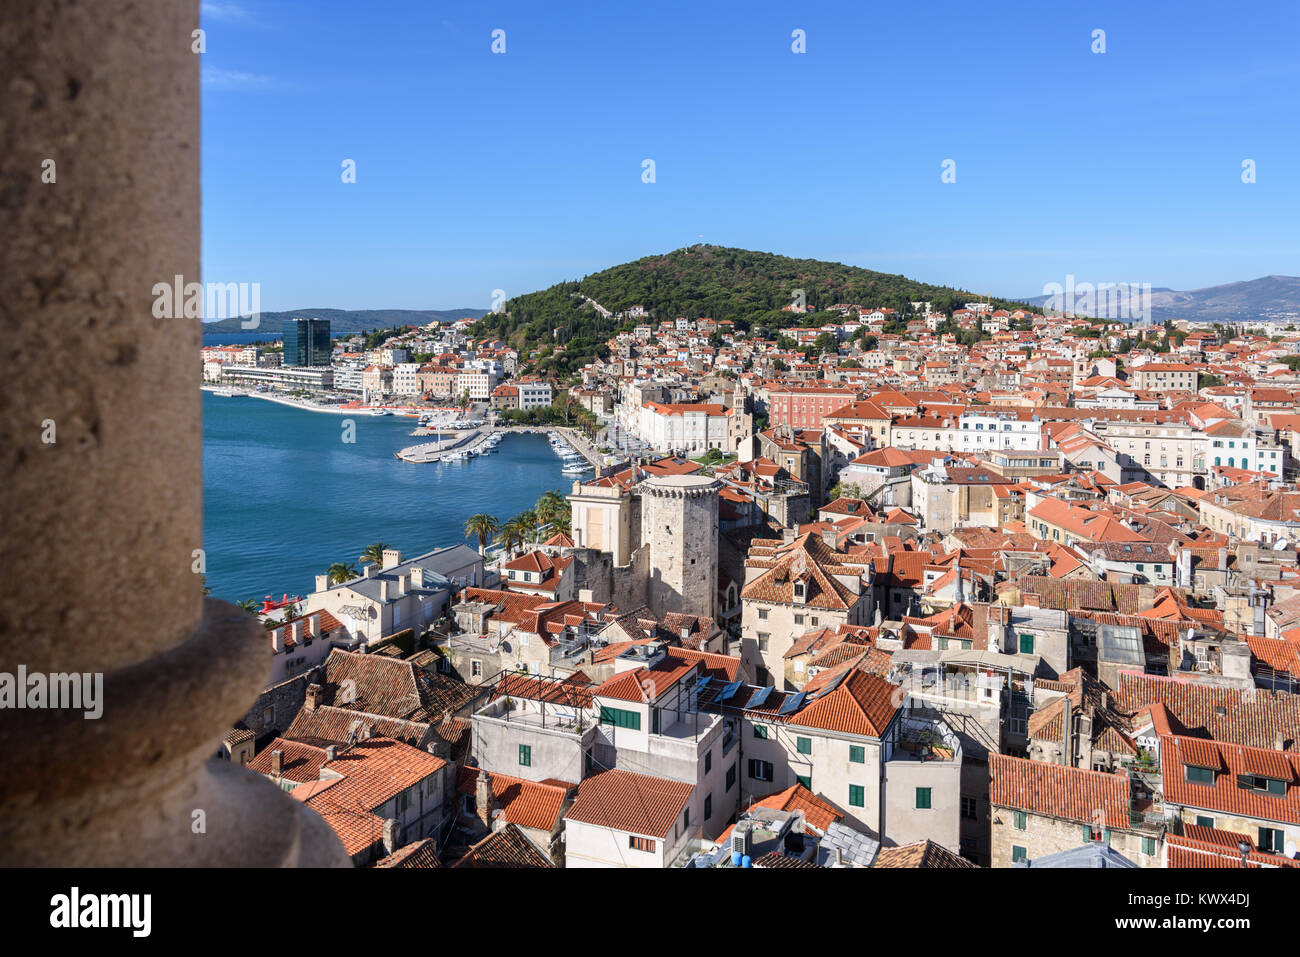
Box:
left=0, top=0, right=202, bottom=675
left=0, top=1, right=350, bottom=867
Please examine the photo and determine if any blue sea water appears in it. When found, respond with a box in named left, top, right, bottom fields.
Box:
left=201, top=391, right=571, bottom=602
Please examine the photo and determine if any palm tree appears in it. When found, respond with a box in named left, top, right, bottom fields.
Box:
left=359, top=542, right=391, bottom=567
left=463, top=513, right=499, bottom=555
left=535, top=490, right=565, bottom=528
left=497, top=520, right=525, bottom=557
left=234, top=598, right=260, bottom=615
left=515, top=508, right=539, bottom=544
left=327, top=562, right=358, bottom=585
left=552, top=502, right=572, bottom=535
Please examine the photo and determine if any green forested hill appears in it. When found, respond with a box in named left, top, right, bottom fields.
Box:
left=474, top=245, right=1037, bottom=373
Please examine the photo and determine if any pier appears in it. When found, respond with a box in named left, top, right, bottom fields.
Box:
left=394, top=428, right=490, bottom=463
left=394, top=425, right=605, bottom=469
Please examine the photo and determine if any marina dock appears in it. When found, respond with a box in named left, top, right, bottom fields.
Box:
left=394, top=426, right=604, bottom=469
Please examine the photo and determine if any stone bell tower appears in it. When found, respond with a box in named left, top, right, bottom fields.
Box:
left=640, top=474, right=720, bottom=621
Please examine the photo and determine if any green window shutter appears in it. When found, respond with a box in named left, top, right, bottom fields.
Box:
left=725, top=764, right=737, bottom=790
left=753, top=724, right=768, bottom=739
left=849, top=745, right=865, bottom=764
left=1102, top=828, right=1111, bottom=845
left=704, top=795, right=712, bottom=820
left=848, top=784, right=865, bottom=807
left=1196, top=815, right=1214, bottom=828
left=796, top=736, right=812, bottom=754
left=1019, top=633, right=1034, bottom=654
left=1013, top=811, right=1026, bottom=830
left=1012, top=845, right=1027, bottom=863
left=915, top=787, right=931, bottom=809
left=518, top=744, right=531, bottom=767
left=704, top=750, right=712, bottom=774
left=1082, top=825, right=1092, bottom=841
left=600, top=706, right=642, bottom=731
left=796, top=774, right=811, bottom=790
left=1142, top=837, right=1155, bottom=856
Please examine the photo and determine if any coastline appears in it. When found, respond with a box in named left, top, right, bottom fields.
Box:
left=200, top=385, right=418, bottom=417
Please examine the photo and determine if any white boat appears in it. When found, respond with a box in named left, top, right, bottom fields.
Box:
left=370, top=409, right=391, bottom=416
left=562, top=462, right=590, bottom=474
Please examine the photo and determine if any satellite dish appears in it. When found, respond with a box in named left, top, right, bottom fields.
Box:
left=1274, top=539, right=1289, bottom=551
left=1286, top=840, right=1297, bottom=859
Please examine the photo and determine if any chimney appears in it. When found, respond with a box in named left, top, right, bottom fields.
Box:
left=315, top=574, right=328, bottom=592
left=411, top=567, right=424, bottom=589
left=305, top=683, right=322, bottom=712
left=307, top=614, right=320, bottom=638
left=476, top=770, right=497, bottom=830
left=821, top=527, right=838, bottom=550
left=380, top=580, right=390, bottom=602
left=270, top=749, right=283, bottom=775
left=271, top=627, right=284, bottom=653
left=364, top=564, right=376, bottom=579
left=291, top=619, right=304, bottom=645
left=382, top=549, right=403, bottom=570
left=382, top=817, right=401, bottom=855
left=1062, top=697, right=1073, bottom=767
left=398, top=574, right=408, bottom=596
left=324, top=744, right=338, bottom=762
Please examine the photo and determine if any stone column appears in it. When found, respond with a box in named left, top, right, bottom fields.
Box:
left=0, top=0, right=348, bottom=866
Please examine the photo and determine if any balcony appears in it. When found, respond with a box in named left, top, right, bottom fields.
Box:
left=889, top=714, right=962, bottom=764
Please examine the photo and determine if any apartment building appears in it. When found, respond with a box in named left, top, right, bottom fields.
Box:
left=1091, top=418, right=1205, bottom=487
left=740, top=532, right=872, bottom=686
left=517, top=378, right=554, bottom=409
left=989, top=754, right=1164, bottom=868
left=768, top=385, right=859, bottom=430
left=306, top=545, right=484, bottom=645
left=956, top=409, right=1044, bottom=452
left=1128, top=362, right=1200, bottom=393
left=911, top=461, right=1015, bottom=534
left=638, top=401, right=732, bottom=453
left=701, top=664, right=962, bottom=852
left=1159, top=734, right=1300, bottom=858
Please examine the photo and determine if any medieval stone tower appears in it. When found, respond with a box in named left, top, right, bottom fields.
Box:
left=640, top=474, right=720, bottom=621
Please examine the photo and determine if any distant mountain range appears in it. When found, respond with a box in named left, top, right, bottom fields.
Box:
left=201, top=308, right=487, bottom=336
left=1022, top=275, right=1300, bottom=324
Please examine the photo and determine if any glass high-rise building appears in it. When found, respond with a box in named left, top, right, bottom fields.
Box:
left=282, top=318, right=332, bottom=366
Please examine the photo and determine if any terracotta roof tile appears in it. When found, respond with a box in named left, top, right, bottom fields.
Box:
left=564, top=769, right=694, bottom=839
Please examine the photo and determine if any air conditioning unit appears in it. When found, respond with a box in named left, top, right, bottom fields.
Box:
left=731, top=821, right=753, bottom=858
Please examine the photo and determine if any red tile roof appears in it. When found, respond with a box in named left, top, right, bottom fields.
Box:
left=1160, top=734, right=1300, bottom=826
left=456, top=767, right=570, bottom=832
left=563, top=769, right=694, bottom=839
left=989, top=753, right=1131, bottom=829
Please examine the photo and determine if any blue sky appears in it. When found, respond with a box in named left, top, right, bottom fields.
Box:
left=201, top=0, right=1300, bottom=313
